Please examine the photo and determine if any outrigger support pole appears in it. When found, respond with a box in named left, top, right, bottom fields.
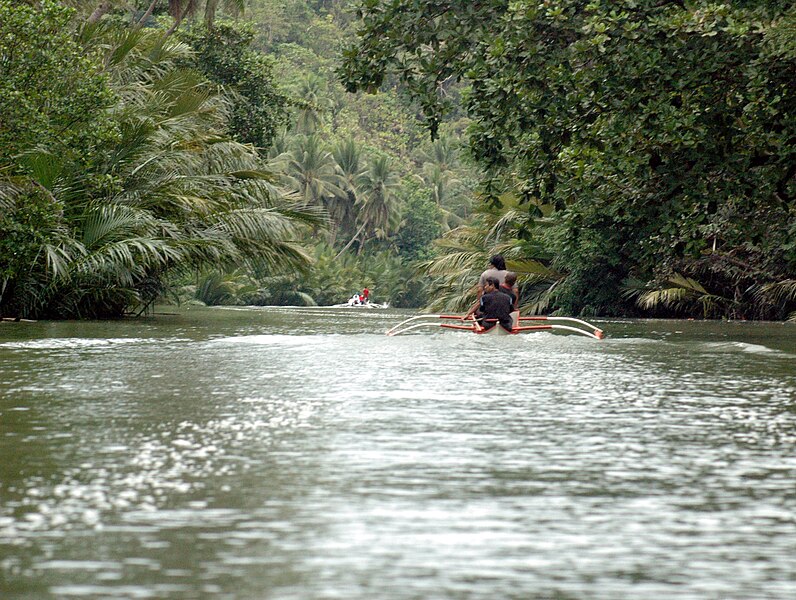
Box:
left=385, top=314, right=469, bottom=336
left=386, top=314, right=604, bottom=339
left=512, top=324, right=604, bottom=339
left=517, top=316, right=604, bottom=339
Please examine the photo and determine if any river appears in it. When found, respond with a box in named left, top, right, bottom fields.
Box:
left=1, top=306, right=795, bottom=599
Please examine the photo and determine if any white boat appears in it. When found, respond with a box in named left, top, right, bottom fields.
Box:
left=331, top=301, right=389, bottom=309
left=331, top=294, right=389, bottom=309
left=386, top=314, right=604, bottom=339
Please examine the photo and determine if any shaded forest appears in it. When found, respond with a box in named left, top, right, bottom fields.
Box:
left=1, top=0, right=794, bottom=320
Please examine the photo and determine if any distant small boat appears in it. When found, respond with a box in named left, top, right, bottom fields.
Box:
left=386, top=314, right=604, bottom=339
left=331, top=294, right=389, bottom=309
left=331, top=301, right=389, bottom=309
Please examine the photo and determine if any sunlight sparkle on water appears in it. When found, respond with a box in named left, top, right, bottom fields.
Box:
left=1, top=307, right=795, bottom=599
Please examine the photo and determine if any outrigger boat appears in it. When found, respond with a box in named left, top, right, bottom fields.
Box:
left=332, top=301, right=389, bottom=309
left=386, top=314, right=604, bottom=339
left=331, top=294, right=389, bottom=309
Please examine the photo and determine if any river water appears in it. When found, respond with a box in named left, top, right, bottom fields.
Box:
left=1, top=306, right=795, bottom=599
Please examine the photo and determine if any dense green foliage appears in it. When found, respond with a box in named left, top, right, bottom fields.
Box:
left=179, top=0, right=475, bottom=309
left=341, top=0, right=796, bottom=320
left=234, top=0, right=478, bottom=307
left=0, top=0, right=115, bottom=163
left=180, top=22, right=290, bottom=149
left=1, top=0, right=475, bottom=316
left=0, top=1, right=317, bottom=318
left=394, top=184, right=443, bottom=260
left=5, top=0, right=793, bottom=320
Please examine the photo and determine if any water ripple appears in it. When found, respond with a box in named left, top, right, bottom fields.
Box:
left=1, top=309, right=795, bottom=599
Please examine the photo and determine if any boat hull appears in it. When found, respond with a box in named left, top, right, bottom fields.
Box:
left=331, top=302, right=389, bottom=309
left=386, top=314, right=604, bottom=338
left=475, top=324, right=513, bottom=335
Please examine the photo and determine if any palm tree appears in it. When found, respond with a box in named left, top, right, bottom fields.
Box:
left=415, top=164, right=465, bottom=231
left=266, top=130, right=291, bottom=161
left=294, top=73, right=331, bottom=134
left=414, top=136, right=471, bottom=228
left=415, top=136, right=460, bottom=173
left=756, top=279, right=796, bottom=321
left=329, top=138, right=365, bottom=245
left=277, top=135, right=345, bottom=209
left=337, top=155, right=401, bottom=256
left=181, top=268, right=259, bottom=306
left=165, top=0, right=245, bottom=33
left=1, top=17, right=320, bottom=319
left=623, top=274, right=734, bottom=319
left=299, top=244, right=366, bottom=306
left=419, top=194, right=561, bottom=313
left=360, top=156, right=402, bottom=237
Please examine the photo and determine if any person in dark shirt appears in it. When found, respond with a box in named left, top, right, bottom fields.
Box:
left=475, top=277, right=514, bottom=331
left=478, top=254, right=507, bottom=292
left=466, top=254, right=508, bottom=317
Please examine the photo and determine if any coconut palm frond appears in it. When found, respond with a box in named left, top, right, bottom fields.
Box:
left=620, top=277, right=648, bottom=301
left=80, top=204, right=147, bottom=248
left=488, top=208, right=526, bottom=242
left=433, top=222, right=490, bottom=249
left=280, top=135, right=346, bottom=205
left=519, top=279, right=562, bottom=315
left=753, top=279, right=796, bottom=320
left=18, top=150, right=65, bottom=191
left=266, top=203, right=327, bottom=229
left=508, top=258, right=562, bottom=280
left=170, top=234, right=239, bottom=267
left=245, top=240, right=314, bottom=274
left=42, top=241, right=82, bottom=281
left=415, top=136, right=460, bottom=172
left=668, top=273, right=709, bottom=294
left=421, top=250, right=482, bottom=276
left=636, top=287, right=691, bottom=310
left=192, top=269, right=258, bottom=306
left=332, top=138, right=364, bottom=181
left=627, top=273, right=732, bottom=317
left=73, top=237, right=181, bottom=279
left=758, top=279, right=796, bottom=303
left=211, top=207, right=304, bottom=244
left=0, top=177, right=24, bottom=210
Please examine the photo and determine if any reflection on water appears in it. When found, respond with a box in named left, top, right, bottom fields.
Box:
left=1, top=307, right=795, bottom=598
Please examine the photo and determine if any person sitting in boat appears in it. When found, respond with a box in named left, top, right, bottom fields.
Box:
left=474, top=276, right=514, bottom=331
left=499, top=271, right=520, bottom=328
left=349, top=293, right=361, bottom=306
left=499, top=271, right=519, bottom=311
left=466, top=254, right=508, bottom=316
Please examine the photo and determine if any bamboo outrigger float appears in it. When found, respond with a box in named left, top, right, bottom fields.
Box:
left=386, top=314, right=605, bottom=339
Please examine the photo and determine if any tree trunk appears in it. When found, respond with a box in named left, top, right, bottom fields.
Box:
left=328, top=219, right=338, bottom=248
left=136, top=0, right=161, bottom=28
left=334, top=221, right=367, bottom=260
left=165, top=2, right=192, bottom=36
left=205, top=0, right=218, bottom=29
left=88, top=1, right=113, bottom=24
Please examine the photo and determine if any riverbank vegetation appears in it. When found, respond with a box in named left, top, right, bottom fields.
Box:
left=1, top=0, right=794, bottom=321
left=341, top=0, right=796, bottom=321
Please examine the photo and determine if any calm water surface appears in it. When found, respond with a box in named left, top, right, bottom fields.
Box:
left=1, top=306, right=795, bottom=599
